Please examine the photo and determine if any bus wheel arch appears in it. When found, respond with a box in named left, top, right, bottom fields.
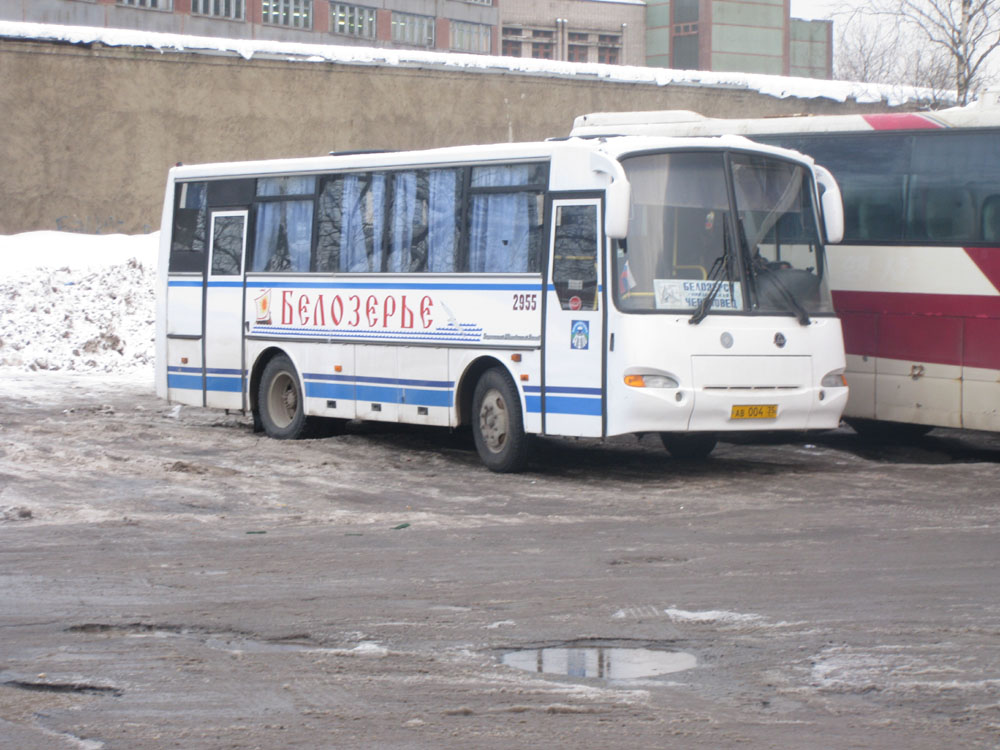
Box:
left=456, top=356, right=509, bottom=428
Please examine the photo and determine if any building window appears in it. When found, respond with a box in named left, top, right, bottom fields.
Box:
left=451, top=21, right=491, bottom=53
left=568, top=44, right=588, bottom=63
left=598, top=34, right=620, bottom=65
left=191, top=0, right=244, bottom=19
left=331, top=3, right=376, bottom=38
left=117, top=0, right=172, bottom=8
left=392, top=12, right=435, bottom=47
left=532, top=42, right=554, bottom=59
left=261, top=0, right=312, bottom=28
left=464, top=0, right=492, bottom=5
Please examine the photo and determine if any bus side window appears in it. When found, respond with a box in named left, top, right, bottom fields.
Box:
left=552, top=204, right=598, bottom=310
left=253, top=176, right=316, bottom=273
left=468, top=164, right=546, bottom=273
left=169, top=182, right=208, bottom=273
left=388, top=169, right=463, bottom=273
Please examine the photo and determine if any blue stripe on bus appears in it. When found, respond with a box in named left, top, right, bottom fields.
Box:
left=245, top=281, right=541, bottom=291
left=205, top=375, right=243, bottom=393
left=168, top=280, right=204, bottom=287
left=543, top=395, right=603, bottom=416
left=167, top=373, right=203, bottom=390
left=304, top=372, right=454, bottom=389
left=168, top=365, right=202, bottom=374
left=306, top=380, right=453, bottom=408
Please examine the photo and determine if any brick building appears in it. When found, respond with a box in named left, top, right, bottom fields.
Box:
left=498, top=0, right=647, bottom=68
left=645, top=0, right=832, bottom=78
left=0, top=0, right=500, bottom=54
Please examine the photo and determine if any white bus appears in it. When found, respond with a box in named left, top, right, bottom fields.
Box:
left=155, top=136, right=848, bottom=471
left=571, top=97, right=1000, bottom=438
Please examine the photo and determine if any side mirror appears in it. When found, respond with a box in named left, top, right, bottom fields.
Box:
left=815, top=165, right=844, bottom=245
left=591, top=151, right=631, bottom=239
left=605, top=175, right=631, bottom=239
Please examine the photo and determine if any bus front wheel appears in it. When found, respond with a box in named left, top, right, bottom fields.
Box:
left=660, top=432, right=717, bottom=460
left=472, top=368, right=529, bottom=473
left=259, top=354, right=312, bottom=440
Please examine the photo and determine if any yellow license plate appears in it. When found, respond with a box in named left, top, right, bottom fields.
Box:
left=731, top=404, right=778, bottom=420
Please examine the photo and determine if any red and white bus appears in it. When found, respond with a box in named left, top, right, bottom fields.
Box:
left=571, top=96, right=1000, bottom=436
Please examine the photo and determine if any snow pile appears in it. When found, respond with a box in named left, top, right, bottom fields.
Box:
left=0, top=20, right=945, bottom=107
left=0, top=232, right=158, bottom=374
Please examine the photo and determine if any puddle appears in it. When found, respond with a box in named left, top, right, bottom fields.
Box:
left=502, top=646, right=696, bottom=680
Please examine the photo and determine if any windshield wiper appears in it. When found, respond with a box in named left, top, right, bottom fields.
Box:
left=751, top=256, right=811, bottom=326
left=689, top=275, right=725, bottom=325
left=689, top=222, right=733, bottom=326
left=767, top=271, right=811, bottom=326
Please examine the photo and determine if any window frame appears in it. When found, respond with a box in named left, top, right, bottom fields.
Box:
left=190, top=0, right=246, bottom=20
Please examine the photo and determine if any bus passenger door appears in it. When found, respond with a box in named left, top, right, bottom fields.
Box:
left=203, top=210, right=248, bottom=410
left=542, top=198, right=605, bottom=437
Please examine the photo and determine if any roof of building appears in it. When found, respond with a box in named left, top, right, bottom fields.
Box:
left=0, top=20, right=947, bottom=107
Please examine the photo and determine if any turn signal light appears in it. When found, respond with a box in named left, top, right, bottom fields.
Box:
left=625, top=373, right=680, bottom=388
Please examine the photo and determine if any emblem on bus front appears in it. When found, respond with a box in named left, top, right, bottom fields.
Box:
left=774, top=332, right=787, bottom=349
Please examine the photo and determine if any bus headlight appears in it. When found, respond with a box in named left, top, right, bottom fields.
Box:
left=821, top=370, right=847, bottom=388
left=624, top=373, right=680, bottom=388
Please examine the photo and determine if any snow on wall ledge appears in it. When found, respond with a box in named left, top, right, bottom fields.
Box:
left=0, top=20, right=945, bottom=107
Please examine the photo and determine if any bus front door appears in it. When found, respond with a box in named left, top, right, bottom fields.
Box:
left=202, top=210, right=248, bottom=410
left=542, top=198, right=605, bottom=437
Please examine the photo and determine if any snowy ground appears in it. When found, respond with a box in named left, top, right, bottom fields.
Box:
left=0, top=232, right=157, bottom=375
left=1, top=233, right=999, bottom=749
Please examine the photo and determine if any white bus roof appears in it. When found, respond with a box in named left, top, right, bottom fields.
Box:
left=169, top=135, right=819, bottom=184
left=570, top=92, right=1000, bottom=138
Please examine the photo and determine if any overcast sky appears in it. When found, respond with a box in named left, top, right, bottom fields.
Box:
left=789, top=0, right=842, bottom=21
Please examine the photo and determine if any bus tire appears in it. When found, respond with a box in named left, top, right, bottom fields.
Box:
left=472, top=367, right=529, bottom=473
left=258, top=354, right=312, bottom=440
left=660, top=432, right=717, bottom=460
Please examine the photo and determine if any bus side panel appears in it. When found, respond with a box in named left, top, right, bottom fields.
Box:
left=962, top=317, right=1000, bottom=431
left=164, top=278, right=205, bottom=407
left=397, top=347, right=451, bottom=427
left=355, top=345, right=398, bottom=423
left=298, top=342, right=358, bottom=422
left=875, top=313, right=963, bottom=428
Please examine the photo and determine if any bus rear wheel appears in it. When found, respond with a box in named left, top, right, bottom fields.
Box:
left=660, top=432, right=717, bottom=460
left=472, top=367, right=529, bottom=473
left=259, top=354, right=313, bottom=440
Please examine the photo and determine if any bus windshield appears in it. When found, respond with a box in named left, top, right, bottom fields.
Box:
left=615, top=150, right=834, bottom=318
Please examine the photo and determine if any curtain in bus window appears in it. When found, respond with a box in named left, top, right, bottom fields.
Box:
left=427, top=169, right=460, bottom=273
left=389, top=171, right=429, bottom=273
left=468, top=192, right=541, bottom=273
left=252, top=200, right=313, bottom=272
left=470, top=164, right=546, bottom=188
left=340, top=174, right=385, bottom=273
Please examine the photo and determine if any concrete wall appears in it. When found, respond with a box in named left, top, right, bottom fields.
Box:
left=0, top=36, right=899, bottom=235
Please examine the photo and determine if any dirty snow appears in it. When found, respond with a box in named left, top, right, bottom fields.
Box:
left=0, top=231, right=158, bottom=374
left=0, top=20, right=945, bottom=107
